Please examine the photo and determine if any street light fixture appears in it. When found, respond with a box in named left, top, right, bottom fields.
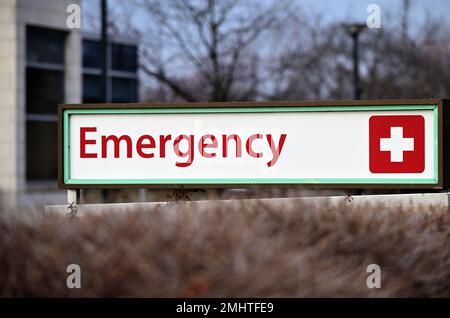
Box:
left=342, top=23, right=366, bottom=100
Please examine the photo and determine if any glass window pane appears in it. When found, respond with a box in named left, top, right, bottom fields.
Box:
left=111, top=43, right=137, bottom=72
left=83, top=39, right=102, bottom=68
left=26, top=26, right=65, bottom=64
left=26, top=68, right=64, bottom=114
left=83, top=75, right=102, bottom=103
left=111, top=77, right=137, bottom=103
left=26, top=121, right=57, bottom=180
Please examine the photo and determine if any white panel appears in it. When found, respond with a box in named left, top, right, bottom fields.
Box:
left=67, top=110, right=436, bottom=182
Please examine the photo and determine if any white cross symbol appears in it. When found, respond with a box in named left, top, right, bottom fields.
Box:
left=380, top=127, right=414, bottom=162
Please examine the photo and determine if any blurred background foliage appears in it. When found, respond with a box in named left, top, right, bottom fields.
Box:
left=83, top=0, right=450, bottom=103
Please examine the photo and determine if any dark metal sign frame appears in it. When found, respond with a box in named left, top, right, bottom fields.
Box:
left=58, top=99, right=449, bottom=189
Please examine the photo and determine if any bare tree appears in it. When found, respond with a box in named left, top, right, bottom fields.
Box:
left=114, top=0, right=450, bottom=103
left=360, top=17, right=450, bottom=99
left=264, top=16, right=353, bottom=100
left=270, top=8, right=450, bottom=101
left=127, top=0, right=292, bottom=102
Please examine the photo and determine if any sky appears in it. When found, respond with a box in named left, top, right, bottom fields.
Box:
left=82, top=0, right=450, bottom=34
left=299, top=0, right=450, bottom=26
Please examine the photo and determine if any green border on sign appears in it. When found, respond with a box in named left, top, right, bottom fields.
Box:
left=63, top=105, right=439, bottom=185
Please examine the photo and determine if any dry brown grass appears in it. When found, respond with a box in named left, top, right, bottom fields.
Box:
left=0, top=200, right=449, bottom=297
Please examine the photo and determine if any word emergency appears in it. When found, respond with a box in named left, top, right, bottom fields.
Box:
left=79, top=127, right=287, bottom=168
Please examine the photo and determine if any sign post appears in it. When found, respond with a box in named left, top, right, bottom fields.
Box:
left=67, top=189, right=77, bottom=204
left=58, top=99, right=449, bottom=190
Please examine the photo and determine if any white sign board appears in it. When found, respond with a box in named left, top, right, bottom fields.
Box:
left=59, top=101, right=442, bottom=188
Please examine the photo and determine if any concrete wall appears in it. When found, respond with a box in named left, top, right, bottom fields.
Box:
left=0, top=0, right=81, bottom=207
left=44, top=192, right=450, bottom=215
left=0, top=0, right=18, bottom=206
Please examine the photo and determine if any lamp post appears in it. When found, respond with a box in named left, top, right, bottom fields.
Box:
left=342, top=23, right=366, bottom=196
left=101, top=0, right=109, bottom=202
left=342, top=23, right=366, bottom=100
left=101, top=0, right=109, bottom=103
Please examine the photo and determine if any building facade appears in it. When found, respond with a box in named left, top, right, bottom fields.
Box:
left=0, top=0, right=138, bottom=207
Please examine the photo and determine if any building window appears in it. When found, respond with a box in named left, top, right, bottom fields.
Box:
left=26, top=26, right=66, bottom=181
left=26, top=68, right=64, bottom=114
left=111, top=43, right=137, bottom=72
left=82, top=74, right=102, bottom=103
left=111, top=77, right=137, bottom=102
left=82, top=39, right=101, bottom=69
left=26, top=26, right=65, bottom=65
left=82, top=40, right=138, bottom=103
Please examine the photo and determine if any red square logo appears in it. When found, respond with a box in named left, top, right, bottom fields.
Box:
left=369, top=115, right=425, bottom=173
